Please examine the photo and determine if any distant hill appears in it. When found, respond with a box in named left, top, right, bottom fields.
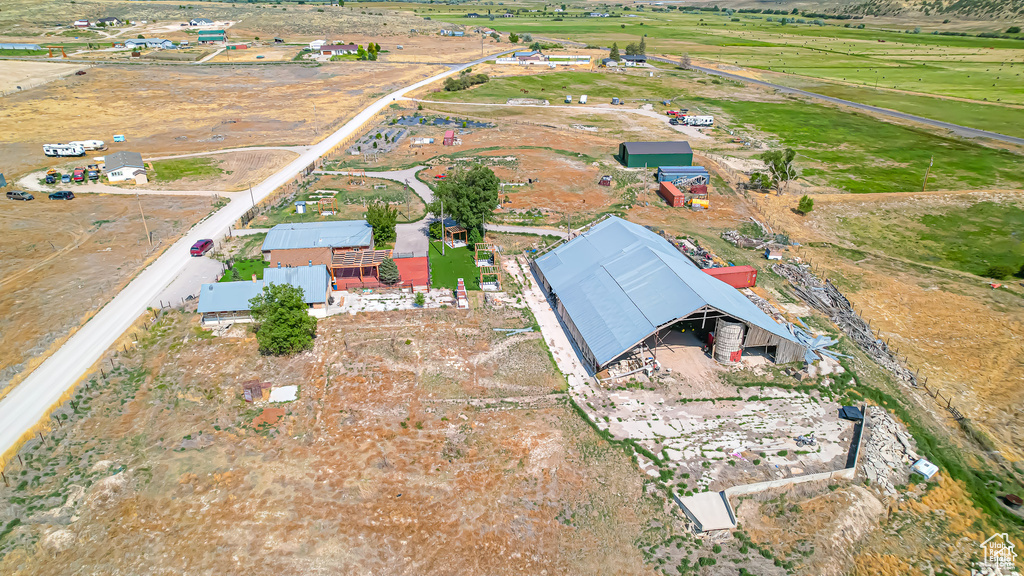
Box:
left=846, top=0, right=1024, bottom=18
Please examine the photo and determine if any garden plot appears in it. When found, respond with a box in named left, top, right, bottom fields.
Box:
left=588, top=382, right=854, bottom=494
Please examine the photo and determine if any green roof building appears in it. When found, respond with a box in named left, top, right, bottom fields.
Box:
left=618, top=141, right=693, bottom=168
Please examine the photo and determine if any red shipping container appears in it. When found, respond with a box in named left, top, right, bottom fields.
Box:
left=658, top=181, right=685, bottom=207
left=689, top=184, right=708, bottom=196
left=702, top=265, right=757, bottom=289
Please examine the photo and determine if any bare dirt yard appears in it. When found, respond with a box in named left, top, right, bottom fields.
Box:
left=0, top=61, right=85, bottom=94
left=0, top=306, right=681, bottom=575
left=0, top=193, right=216, bottom=395
left=0, top=62, right=443, bottom=180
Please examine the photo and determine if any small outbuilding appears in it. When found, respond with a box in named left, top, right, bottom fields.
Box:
left=618, top=141, right=693, bottom=168
left=104, top=151, right=145, bottom=182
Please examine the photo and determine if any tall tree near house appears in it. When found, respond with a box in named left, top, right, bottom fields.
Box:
left=609, top=42, right=620, bottom=60
left=638, top=37, right=646, bottom=55
left=248, top=283, right=318, bottom=355
left=428, top=164, right=500, bottom=238
left=366, top=199, right=398, bottom=244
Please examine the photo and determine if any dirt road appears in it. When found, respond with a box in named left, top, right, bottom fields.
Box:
left=0, top=49, right=515, bottom=463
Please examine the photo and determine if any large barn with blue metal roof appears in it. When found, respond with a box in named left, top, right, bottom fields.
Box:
left=531, top=217, right=806, bottom=372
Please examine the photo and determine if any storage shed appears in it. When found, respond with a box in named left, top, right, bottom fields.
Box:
left=618, top=141, right=692, bottom=168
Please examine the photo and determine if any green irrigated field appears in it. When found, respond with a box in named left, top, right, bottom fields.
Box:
left=838, top=200, right=1024, bottom=278
left=705, top=97, right=1024, bottom=193
left=150, top=157, right=224, bottom=183
left=431, top=70, right=693, bottom=104
left=401, top=1, right=1024, bottom=135
left=421, top=6, right=1024, bottom=102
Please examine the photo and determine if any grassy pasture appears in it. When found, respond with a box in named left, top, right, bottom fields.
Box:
left=421, top=5, right=1024, bottom=104
left=839, top=200, right=1024, bottom=277
left=431, top=70, right=691, bottom=103
left=151, top=157, right=224, bottom=183
left=706, top=97, right=1024, bottom=193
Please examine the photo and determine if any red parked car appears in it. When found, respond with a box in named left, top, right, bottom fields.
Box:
left=72, top=167, right=86, bottom=182
left=190, top=239, right=213, bottom=257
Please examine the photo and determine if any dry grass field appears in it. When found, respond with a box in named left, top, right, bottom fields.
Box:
left=146, top=149, right=300, bottom=192
left=0, top=307, right=672, bottom=575
left=0, top=63, right=442, bottom=180
left=0, top=194, right=215, bottom=395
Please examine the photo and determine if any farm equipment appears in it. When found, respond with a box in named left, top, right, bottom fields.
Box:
left=795, top=434, right=816, bottom=447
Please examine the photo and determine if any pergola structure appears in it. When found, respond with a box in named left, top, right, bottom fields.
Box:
left=474, top=243, right=503, bottom=290
left=444, top=224, right=468, bottom=248
left=46, top=46, right=68, bottom=58
left=316, top=197, right=338, bottom=214
left=331, top=249, right=393, bottom=285
left=348, top=169, right=366, bottom=185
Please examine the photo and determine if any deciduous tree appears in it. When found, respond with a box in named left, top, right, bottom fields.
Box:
left=429, top=165, right=500, bottom=237
left=366, top=199, right=398, bottom=244
left=249, top=284, right=317, bottom=355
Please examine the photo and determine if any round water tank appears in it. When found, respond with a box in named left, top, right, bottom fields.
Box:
left=714, top=322, right=744, bottom=364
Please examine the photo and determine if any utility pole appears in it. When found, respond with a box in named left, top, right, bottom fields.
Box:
left=313, top=103, right=319, bottom=137
left=922, top=155, right=933, bottom=192
left=249, top=184, right=255, bottom=207
left=440, top=199, right=445, bottom=256
left=136, top=192, right=152, bottom=247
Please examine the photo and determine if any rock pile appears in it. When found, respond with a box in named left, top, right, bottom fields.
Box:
left=861, top=406, right=918, bottom=496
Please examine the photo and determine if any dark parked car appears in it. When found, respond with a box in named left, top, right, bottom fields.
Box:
left=6, top=191, right=34, bottom=201
left=190, top=239, right=214, bottom=257
left=669, top=118, right=680, bottom=126
left=49, top=191, right=75, bottom=200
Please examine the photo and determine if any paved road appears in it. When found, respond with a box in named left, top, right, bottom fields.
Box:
left=0, top=50, right=512, bottom=462
left=645, top=56, right=1024, bottom=147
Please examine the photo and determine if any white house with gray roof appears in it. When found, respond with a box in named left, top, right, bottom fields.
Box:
left=104, top=151, right=146, bottom=182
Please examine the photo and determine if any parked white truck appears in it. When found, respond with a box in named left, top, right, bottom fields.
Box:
left=42, top=143, right=86, bottom=157
left=69, top=139, right=106, bottom=151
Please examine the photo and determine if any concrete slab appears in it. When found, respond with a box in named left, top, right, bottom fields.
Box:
left=151, top=255, right=223, bottom=308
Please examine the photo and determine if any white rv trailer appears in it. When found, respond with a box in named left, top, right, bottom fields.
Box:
left=69, top=140, right=106, bottom=151
left=42, top=143, right=86, bottom=157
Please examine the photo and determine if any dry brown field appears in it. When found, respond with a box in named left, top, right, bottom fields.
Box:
left=0, top=63, right=443, bottom=180
left=0, top=194, right=216, bottom=394
left=0, top=308, right=671, bottom=575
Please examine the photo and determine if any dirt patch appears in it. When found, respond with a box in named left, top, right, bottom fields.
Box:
left=0, top=194, right=215, bottom=393
left=252, top=406, right=285, bottom=428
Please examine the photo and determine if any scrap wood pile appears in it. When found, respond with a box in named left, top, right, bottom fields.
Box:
left=721, top=229, right=788, bottom=252
left=772, top=263, right=918, bottom=386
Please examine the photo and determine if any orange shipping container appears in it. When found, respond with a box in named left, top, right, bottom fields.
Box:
left=702, top=265, right=757, bottom=289
left=658, top=181, right=685, bottom=207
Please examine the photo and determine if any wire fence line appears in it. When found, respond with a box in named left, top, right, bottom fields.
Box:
left=747, top=198, right=968, bottom=424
